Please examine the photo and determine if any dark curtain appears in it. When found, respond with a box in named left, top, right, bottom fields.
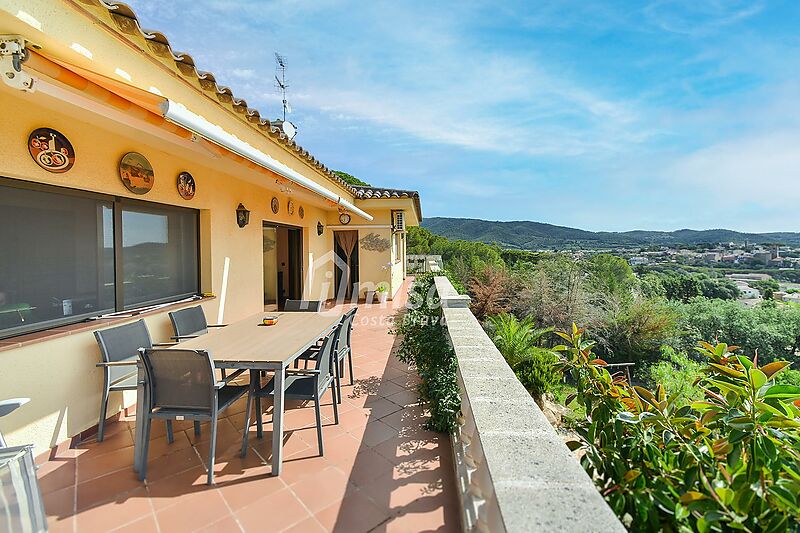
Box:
left=335, top=231, right=358, bottom=298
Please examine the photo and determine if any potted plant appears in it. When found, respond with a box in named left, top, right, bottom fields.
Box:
left=376, top=284, right=389, bottom=304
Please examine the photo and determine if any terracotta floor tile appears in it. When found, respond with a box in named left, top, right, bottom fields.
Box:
left=76, top=468, right=142, bottom=511
left=235, top=487, right=311, bottom=532
left=110, top=514, right=159, bottom=533
left=346, top=448, right=397, bottom=488
left=215, top=460, right=285, bottom=512
left=282, top=516, right=327, bottom=533
left=276, top=454, right=333, bottom=487
left=314, top=486, right=390, bottom=533
left=361, top=420, right=400, bottom=448
left=42, top=485, right=75, bottom=526
left=380, top=405, right=427, bottom=431
left=75, top=488, right=152, bottom=532
left=321, top=434, right=362, bottom=468
left=362, top=397, right=403, bottom=421
left=195, top=514, right=244, bottom=533
left=288, top=466, right=350, bottom=514
left=37, top=457, right=76, bottom=495
left=77, top=446, right=135, bottom=483
left=146, top=466, right=215, bottom=511
left=154, top=486, right=231, bottom=533
left=386, top=390, right=420, bottom=409
left=142, top=445, right=204, bottom=483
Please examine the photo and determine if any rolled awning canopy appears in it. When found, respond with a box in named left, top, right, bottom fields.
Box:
left=18, top=49, right=373, bottom=221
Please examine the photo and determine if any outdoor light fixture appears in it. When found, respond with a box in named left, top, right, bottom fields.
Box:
left=236, top=203, right=250, bottom=228
left=317, top=222, right=324, bottom=236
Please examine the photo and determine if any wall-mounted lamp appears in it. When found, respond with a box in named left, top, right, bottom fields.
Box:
left=236, top=203, right=251, bottom=228
left=317, top=222, right=324, bottom=236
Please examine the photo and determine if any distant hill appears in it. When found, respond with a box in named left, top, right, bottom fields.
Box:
left=421, top=217, right=800, bottom=249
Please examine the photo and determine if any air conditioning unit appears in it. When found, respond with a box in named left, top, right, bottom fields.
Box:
left=393, top=210, right=406, bottom=232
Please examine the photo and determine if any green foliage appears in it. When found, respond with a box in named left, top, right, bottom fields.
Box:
left=674, top=298, right=800, bottom=363
left=588, top=254, right=636, bottom=301
left=556, top=326, right=800, bottom=531
left=646, top=346, right=703, bottom=404
left=332, top=170, right=370, bottom=186
left=392, top=272, right=459, bottom=432
left=752, top=279, right=780, bottom=300
left=487, top=313, right=558, bottom=404
left=644, top=270, right=741, bottom=302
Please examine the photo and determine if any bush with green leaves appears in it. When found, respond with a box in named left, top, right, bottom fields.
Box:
left=645, top=345, right=704, bottom=404
left=486, top=313, right=558, bottom=405
left=392, top=271, right=460, bottom=432
left=557, top=326, right=800, bottom=531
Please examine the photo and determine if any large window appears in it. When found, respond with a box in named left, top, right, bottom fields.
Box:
left=0, top=180, right=199, bottom=339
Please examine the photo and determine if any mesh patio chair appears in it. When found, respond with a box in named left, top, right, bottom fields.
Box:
left=168, top=305, right=226, bottom=341
left=94, top=320, right=168, bottom=442
left=137, top=348, right=247, bottom=485
left=169, top=305, right=228, bottom=380
left=294, top=307, right=358, bottom=403
left=0, top=398, right=29, bottom=448
left=241, top=330, right=340, bottom=458
left=0, top=445, right=47, bottom=533
left=283, top=299, right=323, bottom=312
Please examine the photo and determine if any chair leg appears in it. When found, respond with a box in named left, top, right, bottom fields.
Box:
left=138, top=415, right=152, bottom=481
left=207, top=413, right=218, bottom=485
left=97, top=387, right=110, bottom=442
left=255, top=395, right=263, bottom=438
left=194, top=421, right=202, bottom=436
left=335, top=358, right=343, bottom=405
left=166, top=420, right=174, bottom=444
left=331, top=381, right=340, bottom=425
left=347, top=349, right=354, bottom=386
left=313, top=395, right=324, bottom=456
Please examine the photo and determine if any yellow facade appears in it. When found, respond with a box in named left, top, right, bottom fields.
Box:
left=0, top=0, right=420, bottom=453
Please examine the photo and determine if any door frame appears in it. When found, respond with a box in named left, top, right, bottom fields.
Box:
left=262, top=221, right=304, bottom=304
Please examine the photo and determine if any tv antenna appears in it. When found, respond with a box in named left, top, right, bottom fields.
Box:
left=274, top=52, right=291, bottom=121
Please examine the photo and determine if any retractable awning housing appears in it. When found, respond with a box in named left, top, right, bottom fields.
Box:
left=3, top=40, right=372, bottom=221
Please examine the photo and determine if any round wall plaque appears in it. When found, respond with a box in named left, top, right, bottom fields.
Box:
left=119, top=152, right=154, bottom=195
left=298, top=206, right=305, bottom=219
left=28, top=128, right=75, bottom=173
left=177, top=171, right=196, bottom=200
left=287, top=200, right=295, bottom=216
left=339, top=212, right=352, bottom=225
left=271, top=197, right=279, bottom=214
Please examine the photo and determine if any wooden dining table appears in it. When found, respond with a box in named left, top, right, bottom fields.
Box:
left=132, top=310, right=342, bottom=476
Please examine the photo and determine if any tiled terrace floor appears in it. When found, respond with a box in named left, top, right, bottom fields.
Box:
left=36, top=283, right=459, bottom=532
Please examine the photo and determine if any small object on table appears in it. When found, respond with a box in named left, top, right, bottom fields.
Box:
left=261, top=315, right=279, bottom=326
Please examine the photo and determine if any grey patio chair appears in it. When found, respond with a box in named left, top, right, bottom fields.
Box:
left=284, top=299, right=323, bottom=312
left=241, top=329, right=340, bottom=458
left=294, top=307, right=358, bottom=403
left=168, top=305, right=226, bottom=341
left=0, top=398, right=29, bottom=448
left=169, top=305, right=228, bottom=380
left=137, top=348, right=247, bottom=485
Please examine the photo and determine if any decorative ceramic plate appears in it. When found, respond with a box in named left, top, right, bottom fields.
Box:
left=119, top=152, right=154, bottom=195
left=298, top=206, right=305, bottom=219
left=271, top=197, right=279, bottom=214
left=28, top=128, right=75, bottom=173
left=177, top=171, right=196, bottom=200
left=287, top=200, right=295, bottom=215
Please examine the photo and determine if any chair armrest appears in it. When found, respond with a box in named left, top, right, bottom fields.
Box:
left=96, top=361, right=138, bottom=367
left=153, top=342, right=178, bottom=347
left=0, top=398, right=30, bottom=418
left=207, top=324, right=227, bottom=328
left=171, top=335, right=200, bottom=341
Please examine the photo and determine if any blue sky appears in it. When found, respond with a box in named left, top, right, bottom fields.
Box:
left=126, top=1, right=800, bottom=232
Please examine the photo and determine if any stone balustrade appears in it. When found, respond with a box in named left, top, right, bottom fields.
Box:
left=433, top=276, right=625, bottom=533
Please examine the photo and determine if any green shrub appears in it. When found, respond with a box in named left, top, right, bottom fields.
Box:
left=392, top=271, right=460, bottom=432
left=487, top=313, right=558, bottom=405
left=514, top=348, right=561, bottom=406
left=557, top=326, right=800, bottom=531
left=645, top=346, right=703, bottom=404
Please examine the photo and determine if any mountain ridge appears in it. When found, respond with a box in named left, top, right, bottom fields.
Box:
left=421, top=217, right=800, bottom=249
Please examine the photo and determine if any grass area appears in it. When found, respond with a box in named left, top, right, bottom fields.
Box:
left=552, top=382, right=585, bottom=427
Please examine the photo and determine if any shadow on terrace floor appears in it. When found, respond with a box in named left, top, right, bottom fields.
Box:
left=35, top=282, right=459, bottom=532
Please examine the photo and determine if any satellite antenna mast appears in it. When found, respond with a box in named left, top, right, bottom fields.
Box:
left=274, top=52, right=290, bottom=121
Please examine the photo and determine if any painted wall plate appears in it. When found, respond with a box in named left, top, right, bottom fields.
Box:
left=287, top=200, right=295, bottom=215
left=339, top=212, right=352, bottom=225
left=298, top=206, right=305, bottom=219
left=119, top=152, right=154, bottom=195
left=271, top=197, right=279, bottom=214
left=28, top=128, right=75, bottom=173
left=177, top=171, right=196, bottom=200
